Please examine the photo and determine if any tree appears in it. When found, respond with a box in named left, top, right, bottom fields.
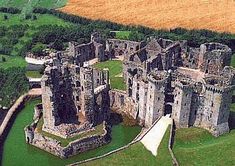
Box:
left=31, top=43, right=46, bottom=56
left=2, top=56, right=6, bottom=62
left=3, top=15, right=8, bottom=20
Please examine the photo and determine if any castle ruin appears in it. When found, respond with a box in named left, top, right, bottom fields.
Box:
left=25, top=32, right=235, bottom=158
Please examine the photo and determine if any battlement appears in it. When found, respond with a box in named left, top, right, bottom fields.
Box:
left=174, top=79, right=193, bottom=91
left=147, top=71, right=168, bottom=85
left=202, top=42, right=231, bottom=52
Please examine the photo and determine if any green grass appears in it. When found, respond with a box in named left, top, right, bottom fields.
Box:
left=82, top=126, right=172, bottom=166
left=0, top=0, right=67, bottom=9
left=2, top=98, right=141, bottom=165
left=0, top=13, right=71, bottom=26
left=115, top=31, right=131, bottom=40
left=36, top=118, right=105, bottom=147
left=230, top=102, right=235, bottom=112
left=93, top=60, right=126, bottom=90
left=173, top=127, right=235, bottom=166
left=230, top=54, right=235, bottom=68
left=0, top=13, right=72, bottom=57
left=25, top=70, right=42, bottom=78
left=0, top=54, right=26, bottom=69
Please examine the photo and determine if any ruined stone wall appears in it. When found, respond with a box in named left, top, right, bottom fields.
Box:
left=109, top=90, right=137, bottom=119
left=106, top=39, right=144, bottom=58
left=182, top=47, right=200, bottom=69
left=80, top=67, right=95, bottom=124
left=68, top=33, right=105, bottom=66
left=137, top=80, right=148, bottom=124
left=41, top=66, right=61, bottom=129
left=93, top=68, right=109, bottom=89
left=109, top=90, right=126, bottom=109
left=199, top=43, right=232, bottom=75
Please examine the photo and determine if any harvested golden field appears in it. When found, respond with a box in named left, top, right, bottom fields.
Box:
left=60, top=0, right=235, bottom=33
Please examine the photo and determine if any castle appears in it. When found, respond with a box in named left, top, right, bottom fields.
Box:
left=25, top=32, right=235, bottom=158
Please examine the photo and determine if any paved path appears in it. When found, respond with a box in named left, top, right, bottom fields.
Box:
left=141, top=115, right=172, bottom=156
left=25, top=57, right=46, bottom=65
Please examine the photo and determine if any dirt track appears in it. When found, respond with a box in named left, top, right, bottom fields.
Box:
left=60, top=0, right=235, bottom=33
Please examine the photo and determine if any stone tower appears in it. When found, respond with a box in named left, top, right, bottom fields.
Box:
left=145, top=72, right=168, bottom=127
left=200, top=77, right=232, bottom=136
left=172, top=80, right=193, bottom=128
left=80, top=67, right=95, bottom=125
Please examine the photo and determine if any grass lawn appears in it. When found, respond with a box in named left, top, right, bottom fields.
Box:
left=0, top=54, right=26, bottom=69
left=115, top=31, right=131, bottom=40
left=82, top=126, right=172, bottom=166
left=173, top=127, right=235, bottom=166
left=93, top=60, right=126, bottom=90
left=0, top=13, right=71, bottom=26
left=36, top=118, right=105, bottom=147
left=230, top=54, right=235, bottom=68
left=25, top=70, right=42, bottom=78
left=0, top=0, right=67, bottom=9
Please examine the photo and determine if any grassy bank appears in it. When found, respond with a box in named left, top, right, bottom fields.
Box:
left=173, top=127, right=235, bottom=166
left=82, top=126, right=172, bottom=166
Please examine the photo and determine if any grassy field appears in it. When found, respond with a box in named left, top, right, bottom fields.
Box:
left=115, top=31, right=131, bottom=40
left=0, top=54, right=26, bottom=69
left=61, top=0, right=235, bottom=33
left=0, top=13, right=70, bottom=26
left=173, top=101, right=235, bottom=166
left=25, top=70, right=42, bottom=78
left=0, top=0, right=67, bottom=9
left=82, top=126, right=172, bottom=166
left=93, top=60, right=126, bottom=90
left=173, top=127, right=235, bottom=166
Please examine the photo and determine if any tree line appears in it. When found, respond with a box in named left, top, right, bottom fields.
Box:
left=0, top=67, right=29, bottom=107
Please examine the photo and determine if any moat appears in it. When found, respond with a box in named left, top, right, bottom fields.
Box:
left=1, top=98, right=141, bottom=166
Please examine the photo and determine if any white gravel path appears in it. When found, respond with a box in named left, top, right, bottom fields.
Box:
left=141, top=114, right=172, bottom=156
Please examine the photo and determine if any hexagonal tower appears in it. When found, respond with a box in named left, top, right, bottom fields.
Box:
left=201, top=77, right=233, bottom=136
left=80, top=66, right=95, bottom=125
left=172, top=79, right=193, bottom=128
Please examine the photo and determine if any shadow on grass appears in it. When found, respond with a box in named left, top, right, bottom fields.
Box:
left=229, top=112, right=235, bottom=130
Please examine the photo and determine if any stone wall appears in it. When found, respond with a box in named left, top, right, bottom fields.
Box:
left=25, top=121, right=111, bottom=159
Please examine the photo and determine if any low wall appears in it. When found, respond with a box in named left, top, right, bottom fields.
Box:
left=168, top=120, right=179, bottom=166
left=25, top=121, right=111, bottom=159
